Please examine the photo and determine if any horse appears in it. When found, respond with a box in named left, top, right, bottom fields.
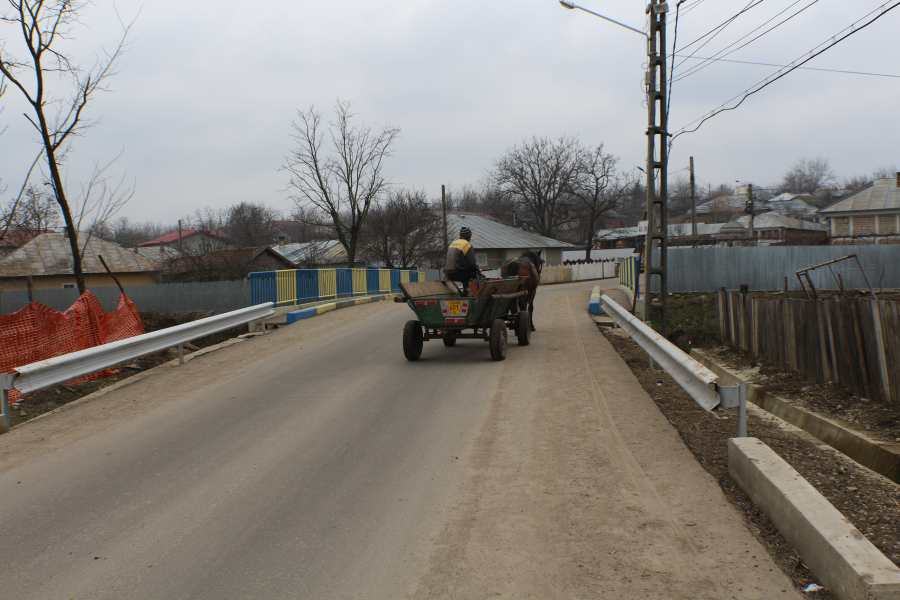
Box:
left=500, top=250, right=543, bottom=331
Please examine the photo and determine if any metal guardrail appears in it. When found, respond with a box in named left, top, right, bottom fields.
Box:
left=0, top=302, right=275, bottom=433
left=600, top=294, right=746, bottom=434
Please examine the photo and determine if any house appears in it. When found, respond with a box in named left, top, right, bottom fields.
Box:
left=0, top=232, right=159, bottom=290
left=818, top=174, right=900, bottom=245
left=445, top=214, right=573, bottom=268
left=271, top=240, right=351, bottom=269
left=164, top=246, right=295, bottom=282
left=718, top=214, right=827, bottom=246
left=138, top=229, right=234, bottom=254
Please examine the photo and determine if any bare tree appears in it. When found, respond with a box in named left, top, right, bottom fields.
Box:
left=225, top=201, right=281, bottom=247
left=567, top=144, right=635, bottom=260
left=0, top=1, right=134, bottom=293
left=779, top=157, right=837, bottom=195
left=283, top=100, right=400, bottom=266
left=843, top=165, right=898, bottom=190
left=363, top=189, right=441, bottom=269
left=489, top=135, right=581, bottom=238
left=0, top=183, right=59, bottom=231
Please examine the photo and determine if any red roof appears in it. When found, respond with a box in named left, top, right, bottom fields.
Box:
left=0, top=229, right=52, bottom=248
left=138, top=229, right=231, bottom=246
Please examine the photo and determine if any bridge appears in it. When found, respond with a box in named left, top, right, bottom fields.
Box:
left=0, top=280, right=804, bottom=599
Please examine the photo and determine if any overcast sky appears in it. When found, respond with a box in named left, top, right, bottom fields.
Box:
left=1, top=0, right=897, bottom=224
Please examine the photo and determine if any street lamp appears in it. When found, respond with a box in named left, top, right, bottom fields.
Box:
left=560, top=1, right=671, bottom=334
left=558, top=1, right=649, bottom=38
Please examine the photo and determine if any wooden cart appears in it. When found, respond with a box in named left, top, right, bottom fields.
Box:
left=395, top=278, right=531, bottom=361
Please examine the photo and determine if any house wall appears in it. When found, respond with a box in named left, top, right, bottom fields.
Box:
left=0, top=272, right=158, bottom=291
left=826, top=212, right=900, bottom=244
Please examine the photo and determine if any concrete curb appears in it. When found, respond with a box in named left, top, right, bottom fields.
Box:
left=286, top=294, right=398, bottom=324
left=692, top=349, right=900, bottom=484
left=588, top=286, right=601, bottom=315
left=729, top=437, right=900, bottom=600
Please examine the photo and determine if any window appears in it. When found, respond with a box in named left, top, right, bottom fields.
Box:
left=62, top=283, right=76, bottom=290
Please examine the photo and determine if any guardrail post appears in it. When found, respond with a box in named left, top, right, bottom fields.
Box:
left=717, top=383, right=747, bottom=438
left=0, top=373, right=16, bottom=434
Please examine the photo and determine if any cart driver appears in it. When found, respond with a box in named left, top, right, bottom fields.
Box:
left=444, top=226, right=482, bottom=296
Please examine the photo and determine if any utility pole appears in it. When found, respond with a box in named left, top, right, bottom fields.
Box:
left=441, top=185, right=449, bottom=276
left=689, top=156, right=697, bottom=238
left=745, top=183, right=755, bottom=245
left=642, top=0, right=669, bottom=336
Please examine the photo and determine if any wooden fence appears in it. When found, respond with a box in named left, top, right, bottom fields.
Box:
left=717, top=291, right=900, bottom=404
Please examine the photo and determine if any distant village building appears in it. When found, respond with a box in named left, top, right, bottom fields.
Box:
left=445, top=213, right=573, bottom=268
left=138, top=229, right=234, bottom=254
left=819, top=174, right=900, bottom=245
left=164, top=246, right=294, bottom=282
left=0, top=232, right=159, bottom=290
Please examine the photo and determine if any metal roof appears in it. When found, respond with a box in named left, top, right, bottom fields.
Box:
left=819, top=177, right=900, bottom=214
left=271, top=240, right=345, bottom=264
left=733, top=214, right=825, bottom=231
left=138, top=229, right=232, bottom=246
left=446, top=214, right=573, bottom=249
left=0, top=232, right=160, bottom=277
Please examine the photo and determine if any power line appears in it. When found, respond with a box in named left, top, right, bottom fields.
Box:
left=673, top=0, right=821, bottom=84
left=677, top=0, right=766, bottom=55
left=670, top=2, right=899, bottom=143
left=672, top=54, right=900, bottom=78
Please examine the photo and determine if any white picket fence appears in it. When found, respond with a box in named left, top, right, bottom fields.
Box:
left=483, top=262, right=617, bottom=284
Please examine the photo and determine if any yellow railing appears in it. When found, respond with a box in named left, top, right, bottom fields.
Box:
left=276, top=270, right=297, bottom=305
left=379, top=269, right=391, bottom=293
left=352, top=269, right=368, bottom=295
left=318, top=269, right=337, bottom=299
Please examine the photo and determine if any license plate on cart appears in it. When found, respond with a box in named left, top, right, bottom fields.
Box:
left=441, top=300, right=469, bottom=321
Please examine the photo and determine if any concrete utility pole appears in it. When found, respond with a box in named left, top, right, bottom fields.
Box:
left=746, top=183, right=755, bottom=245
left=441, top=184, right=449, bottom=248
left=689, top=156, right=697, bottom=238
left=642, top=0, right=669, bottom=336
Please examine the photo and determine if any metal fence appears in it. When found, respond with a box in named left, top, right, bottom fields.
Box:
left=1, top=280, right=252, bottom=315
left=718, top=291, right=900, bottom=404
left=649, top=245, right=900, bottom=293
left=540, top=261, right=617, bottom=284
left=249, top=268, right=424, bottom=306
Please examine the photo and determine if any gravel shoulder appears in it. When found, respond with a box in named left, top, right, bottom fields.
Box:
left=603, top=320, right=900, bottom=600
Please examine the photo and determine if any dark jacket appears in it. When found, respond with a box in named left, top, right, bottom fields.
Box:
left=444, top=238, right=478, bottom=274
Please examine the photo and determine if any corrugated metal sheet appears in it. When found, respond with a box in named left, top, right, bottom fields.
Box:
left=446, top=214, right=573, bottom=249
left=648, top=245, right=900, bottom=293
left=0, top=280, right=252, bottom=314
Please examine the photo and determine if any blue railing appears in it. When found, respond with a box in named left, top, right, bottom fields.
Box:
left=249, top=268, right=423, bottom=307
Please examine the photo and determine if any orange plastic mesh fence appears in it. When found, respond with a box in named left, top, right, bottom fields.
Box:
left=1, top=292, right=144, bottom=403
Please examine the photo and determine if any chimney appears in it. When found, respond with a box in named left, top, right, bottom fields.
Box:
left=134, top=244, right=139, bottom=254
left=278, top=235, right=286, bottom=246
left=895, top=172, right=899, bottom=187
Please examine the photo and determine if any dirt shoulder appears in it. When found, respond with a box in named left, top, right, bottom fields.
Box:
left=602, top=315, right=900, bottom=600
left=412, top=286, right=803, bottom=599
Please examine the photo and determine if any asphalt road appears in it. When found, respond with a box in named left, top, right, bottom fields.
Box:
left=0, top=279, right=801, bottom=599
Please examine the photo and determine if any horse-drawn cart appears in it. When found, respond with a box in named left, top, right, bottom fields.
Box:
left=395, top=278, right=531, bottom=361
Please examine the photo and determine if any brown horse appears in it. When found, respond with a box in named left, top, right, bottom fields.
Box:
left=500, top=250, right=543, bottom=331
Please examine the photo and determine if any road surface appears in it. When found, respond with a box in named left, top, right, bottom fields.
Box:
left=0, top=280, right=801, bottom=599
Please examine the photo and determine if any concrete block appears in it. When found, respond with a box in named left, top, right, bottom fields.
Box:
left=286, top=308, right=317, bottom=324
left=589, top=285, right=601, bottom=315
left=729, top=437, right=900, bottom=600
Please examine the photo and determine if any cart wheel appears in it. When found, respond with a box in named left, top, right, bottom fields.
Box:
left=516, top=309, right=531, bottom=346
left=443, top=336, right=457, bottom=347
left=489, top=319, right=507, bottom=361
left=403, top=320, right=424, bottom=361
